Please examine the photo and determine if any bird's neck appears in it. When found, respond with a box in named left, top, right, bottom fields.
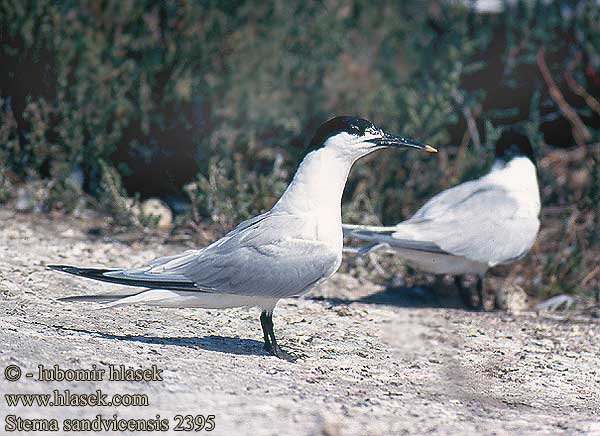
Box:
left=273, top=147, right=354, bottom=219
left=489, top=156, right=540, bottom=213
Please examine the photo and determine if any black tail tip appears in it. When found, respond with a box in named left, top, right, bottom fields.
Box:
left=47, top=265, right=80, bottom=274
left=47, top=265, right=119, bottom=279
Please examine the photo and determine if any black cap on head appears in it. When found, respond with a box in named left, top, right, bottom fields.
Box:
left=495, top=128, right=535, bottom=163
left=308, top=116, right=379, bottom=151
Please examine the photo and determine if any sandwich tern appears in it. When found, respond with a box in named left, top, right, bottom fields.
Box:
left=343, top=129, right=540, bottom=310
left=50, top=116, right=436, bottom=360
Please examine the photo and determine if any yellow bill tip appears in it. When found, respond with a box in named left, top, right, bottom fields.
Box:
left=425, top=145, right=438, bottom=153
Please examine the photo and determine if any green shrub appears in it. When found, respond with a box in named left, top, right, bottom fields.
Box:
left=185, top=154, right=287, bottom=231
left=0, top=1, right=598, bottom=296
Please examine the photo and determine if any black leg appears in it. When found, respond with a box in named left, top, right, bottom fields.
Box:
left=259, top=311, right=272, bottom=351
left=259, top=311, right=296, bottom=362
left=455, top=275, right=474, bottom=309
left=476, top=276, right=485, bottom=311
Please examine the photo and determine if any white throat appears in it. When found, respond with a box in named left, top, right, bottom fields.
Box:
left=272, top=147, right=357, bottom=249
left=274, top=147, right=355, bottom=215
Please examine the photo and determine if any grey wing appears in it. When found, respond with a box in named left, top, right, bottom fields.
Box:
left=410, top=178, right=486, bottom=221
left=343, top=179, right=496, bottom=255
left=394, top=187, right=540, bottom=266
left=112, top=212, right=274, bottom=279
left=182, top=238, right=338, bottom=298
left=120, top=213, right=339, bottom=298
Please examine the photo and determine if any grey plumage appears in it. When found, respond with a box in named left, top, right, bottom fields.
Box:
left=122, top=212, right=338, bottom=299
left=52, top=212, right=338, bottom=300
left=344, top=130, right=540, bottom=309
left=400, top=185, right=537, bottom=266
left=344, top=183, right=538, bottom=268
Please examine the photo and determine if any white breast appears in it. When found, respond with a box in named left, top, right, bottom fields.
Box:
left=273, top=147, right=354, bottom=252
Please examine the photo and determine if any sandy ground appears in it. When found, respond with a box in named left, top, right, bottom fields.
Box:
left=1, top=207, right=599, bottom=436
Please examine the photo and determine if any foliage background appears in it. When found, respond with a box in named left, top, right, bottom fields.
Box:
left=0, top=0, right=598, bottom=299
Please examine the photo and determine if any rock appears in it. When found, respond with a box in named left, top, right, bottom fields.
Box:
left=496, top=283, right=529, bottom=314
left=66, top=166, right=84, bottom=191
left=0, top=280, right=20, bottom=296
left=14, top=181, right=50, bottom=213
left=60, top=228, right=77, bottom=238
left=535, top=294, right=576, bottom=312
left=140, top=198, right=173, bottom=229
left=314, top=414, right=341, bottom=436
left=14, top=187, right=34, bottom=211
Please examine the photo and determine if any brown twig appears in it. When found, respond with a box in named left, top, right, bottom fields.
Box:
left=564, top=51, right=600, bottom=116
left=537, top=47, right=591, bottom=147
left=505, top=30, right=530, bottom=74
left=452, top=128, right=470, bottom=181
left=586, top=64, right=600, bottom=87
left=451, top=88, right=481, bottom=150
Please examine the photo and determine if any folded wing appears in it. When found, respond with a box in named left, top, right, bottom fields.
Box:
left=114, top=212, right=339, bottom=299
left=393, top=186, right=539, bottom=266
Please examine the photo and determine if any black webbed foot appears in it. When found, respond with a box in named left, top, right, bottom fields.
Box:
left=260, top=310, right=297, bottom=362
left=268, top=343, right=297, bottom=362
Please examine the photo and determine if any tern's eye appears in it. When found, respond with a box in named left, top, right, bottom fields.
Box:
left=364, top=126, right=381, bottom=136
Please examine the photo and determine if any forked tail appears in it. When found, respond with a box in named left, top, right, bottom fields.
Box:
left=47, top=265, right=198, bottom=291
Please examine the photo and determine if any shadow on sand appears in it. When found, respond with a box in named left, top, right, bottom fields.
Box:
left=46, top=285, right=470, bottom=357
left=49, top=325, right=267, bottom=356
left=311, top=285, right=466, bottom=310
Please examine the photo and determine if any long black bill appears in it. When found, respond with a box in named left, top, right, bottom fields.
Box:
left=374, top=133, right=437, bottom=153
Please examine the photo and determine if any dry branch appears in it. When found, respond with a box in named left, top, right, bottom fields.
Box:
left=564, top=51, right=600, bottom=116
left=451, top=88, right=481, bottom=150
left=537, top=47, right=591, bottom=146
